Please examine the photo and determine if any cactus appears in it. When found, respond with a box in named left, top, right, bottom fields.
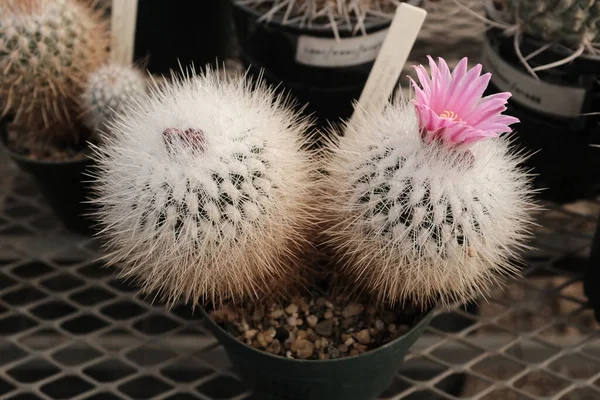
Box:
left=81, top=64, right=147, bottom=134
left=0, top=0, right=108, bottom=134
left=322, top=56, right=534, bottom=308
left=236, top=0, right=401, bottom=32
left=91, top=70, right=316, bottom=307
left=496, top=0, right=600, bottom=48
left=322, top=103, right=533, bottom=307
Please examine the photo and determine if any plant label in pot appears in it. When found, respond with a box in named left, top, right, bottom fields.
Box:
left=231, top=0, right=424, bottom=129
left=90, top=58, right=535, bottom=400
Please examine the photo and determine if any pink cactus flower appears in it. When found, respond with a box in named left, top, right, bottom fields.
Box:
left=410, top=56, right=519, bottom=147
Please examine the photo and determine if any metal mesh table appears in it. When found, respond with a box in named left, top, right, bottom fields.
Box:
left=2, top=140, right=600, bottom=400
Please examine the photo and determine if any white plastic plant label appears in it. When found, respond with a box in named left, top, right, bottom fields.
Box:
left=295, top=29, right=390, bottom=68
left=481, top=37, right=587, bottom=119
left=346, top=3, right=427, bottom=132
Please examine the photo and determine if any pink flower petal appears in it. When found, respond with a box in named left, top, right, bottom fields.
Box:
left=410, top=56, right=519, bottom=147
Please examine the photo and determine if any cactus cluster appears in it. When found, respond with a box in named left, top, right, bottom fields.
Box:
left=91, top=71, right=316, bottom=307
left=320, top=101, right=533, bottom=307
left=496, top=0, right=600, bottom=48
left=81, top=64, right=147, bottom=135
left=0, top=0, right=108, bottom=135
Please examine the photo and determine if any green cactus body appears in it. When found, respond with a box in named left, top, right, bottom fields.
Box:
left=505, top=0, right=600, bottom=47
left=0, top=0, right=108, bottom=135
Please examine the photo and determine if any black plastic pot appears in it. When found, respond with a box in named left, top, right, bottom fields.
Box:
left=199, top=306, right=434, bottom=400
left=482, top=28, right=600, bottom=203
left=231, top=1, right=421, bottom=132
left=0, top=121, right=96, bottom=235
left=134, top=0, right=233, bottom=74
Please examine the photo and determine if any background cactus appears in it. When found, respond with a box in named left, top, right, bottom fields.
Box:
left=321, top=101, right=534, bottom=308
left=81, top=64, right=147, bottom=135
left=494, top=0, right=600, bottom=48
left=0, top=0, right=108, bottom=136
left=91, top=70, right=316, bottom=307
left=236, top=0, right=404, bottom=32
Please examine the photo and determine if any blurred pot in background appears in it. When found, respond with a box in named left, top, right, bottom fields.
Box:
left=481, top=1, right=600, bottom=203
left=231, top=0, right=423, bottom=133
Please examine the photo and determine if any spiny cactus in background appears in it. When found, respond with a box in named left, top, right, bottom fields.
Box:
left=321, top=57, right=534, bottom=308
left=0, top=0, right=108, bottom=134
left=495, top=0, right=600, bottom=48
left=81, top=64, right=147, bottom=134
left=91, top=70, right=316, bottom=307
left=236, top=0, right=407, bottom=34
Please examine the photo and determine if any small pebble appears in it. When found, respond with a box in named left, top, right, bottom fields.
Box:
left=306, top=315, right=319, bottom=327
left=321, top=338, right=329, bottom=347
left=287, top=317, right=298, bottom=327
left=275, top=327, right=289, bottom=342
left=292, top=339, right=314, bottom=359
left=338, top=344, right=348, bottom=353
left=297, top=330, right=308, bottom=339
left=266, top=339, right=281, bottom=354
left=271, top=309, right=284, bottom=319
left=341, top=333, right=352, bottom=342
left=286, top=351, right=293, bottom=358
left=256, top=332, right=268, bottom=348
left=285, top=304, right=299, bottom=315
left=374, top=319, right=385, bottom=331
left=324, top=310, right=334, bottom=319
left=356, top=329, right=371, bottom=345
left=300, top=301, right=310, bottom=313
left=388, top=324, right=397, bottom=333
left=315, top=319, right=334, bottom=337
left=325, top=301, right=334, bottom=308
left=349, top=349, right=359, bottom=356
left=342, top=304, right=364, bottom=318
left=296, top=318, right=304, bottom=326
left=318, top=352, right=329, bottom=360
left=354, top=344, right=368, bottom=354
left=328, top=345, right=341, bottom=359
left=316, top=297, right=327, bottom=307
left=244, top=329, right=257, bottom=340
left=344, top=337, right=355, bottom=346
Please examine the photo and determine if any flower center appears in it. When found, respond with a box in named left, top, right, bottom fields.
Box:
left=440, top=110, right=461, bottom=121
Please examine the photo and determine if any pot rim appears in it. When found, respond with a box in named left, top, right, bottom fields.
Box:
left=232, top=0, right=423, bottom=36
left=199, top=304, right=435, bottom=364
left=0, top=118, right=90, bottom=166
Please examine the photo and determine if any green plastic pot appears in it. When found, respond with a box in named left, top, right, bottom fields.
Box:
left=199, top=307, right=434, bottom=400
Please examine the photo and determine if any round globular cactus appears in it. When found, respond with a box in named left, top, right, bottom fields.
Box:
left=81, top=64, right=147, bottom=134
left=493, top=0, right=600, bottom=49
left=0, top=0, right=108, bottom=133
left=322, top=57, right=535, bottom=308
left=91, top=70, right=316, bottom=307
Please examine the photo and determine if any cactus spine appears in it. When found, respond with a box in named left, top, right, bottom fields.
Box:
left=91, top=70, right=316, bottom=307
left=0, top=0, right=109, bottom=134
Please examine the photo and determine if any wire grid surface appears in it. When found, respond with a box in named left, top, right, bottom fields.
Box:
left=1, top=148, right=600, bottom=400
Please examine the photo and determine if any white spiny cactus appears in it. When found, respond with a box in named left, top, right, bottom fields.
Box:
left=321, top=100, right=534, bottom=308
left=81, top=64, right=147, bottom=134
left=91, top=70, right=316, bottom=307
